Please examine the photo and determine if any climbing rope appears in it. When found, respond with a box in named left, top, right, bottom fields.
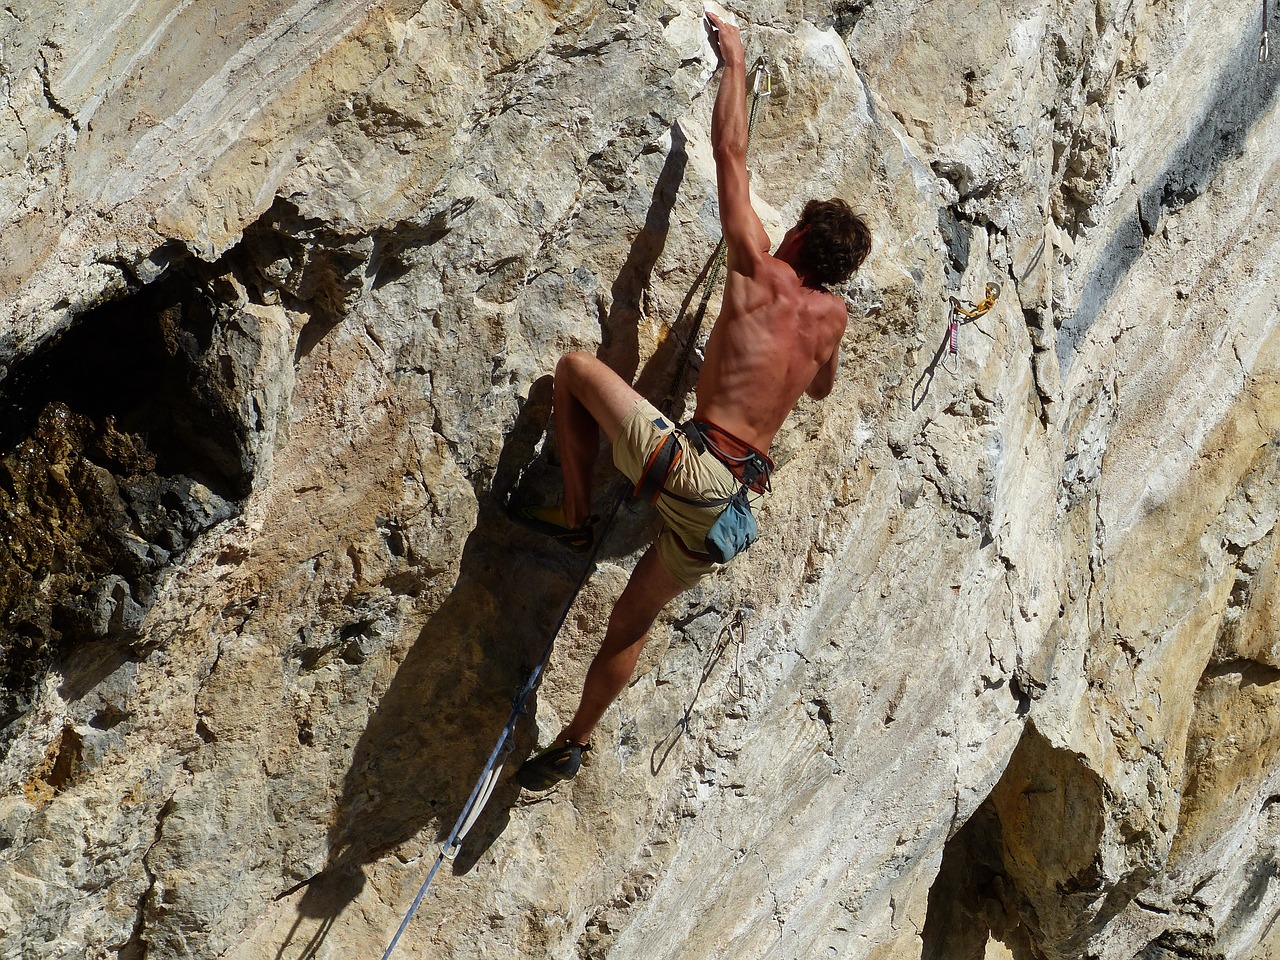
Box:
left=1263, top=0, right=1271, bottom=63
left=943, top=282, right=1000, bottom=374
left=379, top=52, right=774, bottom=960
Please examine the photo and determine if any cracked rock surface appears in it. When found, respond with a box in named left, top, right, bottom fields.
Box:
left=1, top=1, right=1278, bottom=958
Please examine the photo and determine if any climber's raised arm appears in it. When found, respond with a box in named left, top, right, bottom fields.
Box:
left=707, top=12, right=770, bottom=273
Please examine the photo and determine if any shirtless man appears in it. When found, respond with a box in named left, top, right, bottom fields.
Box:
left=514, top=12, right=871, bottom=789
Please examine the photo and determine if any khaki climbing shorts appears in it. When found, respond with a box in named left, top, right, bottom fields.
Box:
left=613, top=398, right=757, bottom=589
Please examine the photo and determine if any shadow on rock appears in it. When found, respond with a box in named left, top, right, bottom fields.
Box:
left=286, top=418, right=637, bottom=946
left=285, top=120, right=719, bottom=945
left=491, top=374, right=557, bottom=509
left=275, top=867, right=367, bottom=960
left=601, top=122, right=689, bottom=384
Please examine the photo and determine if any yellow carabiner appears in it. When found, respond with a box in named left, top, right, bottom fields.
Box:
left=951, top=281, right=1001, bottom=320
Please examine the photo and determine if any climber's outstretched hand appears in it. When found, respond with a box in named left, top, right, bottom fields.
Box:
left=705, top=11, right=744, bottom=70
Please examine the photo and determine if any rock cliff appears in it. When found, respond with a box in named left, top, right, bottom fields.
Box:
left=1, top=1, right=1277, bottom=958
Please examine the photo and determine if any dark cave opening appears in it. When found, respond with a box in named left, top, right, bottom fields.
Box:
left=921, top=799, right=1040, bottom=960
left=0, top=196, right=382, bottom=742
left=1, top=271, right=252, bottom=498
left=0, top=263, right=258, bottom=734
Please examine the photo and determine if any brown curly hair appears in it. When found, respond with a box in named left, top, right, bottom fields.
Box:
left=796, top=198, right=871, bottom=288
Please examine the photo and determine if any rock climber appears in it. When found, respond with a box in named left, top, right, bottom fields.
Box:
left=511, top=12, right=871, bottom=789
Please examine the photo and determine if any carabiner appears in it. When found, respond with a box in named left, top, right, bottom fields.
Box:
left=751, top=56, right=772, bottom=97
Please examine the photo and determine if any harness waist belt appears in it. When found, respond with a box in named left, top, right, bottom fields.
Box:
left=683, top=419, right=773, bottom=494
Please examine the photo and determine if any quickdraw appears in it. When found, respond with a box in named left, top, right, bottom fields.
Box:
left=751, top=54, right=772, bottom=99
left=727, top=609, right=747, bottom=700
left=944, top=282, right=1001, bottom=374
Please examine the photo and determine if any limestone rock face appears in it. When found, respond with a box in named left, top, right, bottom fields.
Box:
left=0, top=1, right=1277, bottom=958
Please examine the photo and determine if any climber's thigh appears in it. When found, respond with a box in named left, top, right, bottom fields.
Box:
left=556, top=352, right=642, bottom=443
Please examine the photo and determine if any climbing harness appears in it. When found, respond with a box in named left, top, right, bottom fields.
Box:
left=681, top=419, right=772, bottom=494
left=379, top=46, right=775, bottom=960
left=633, top=420, right=771, bottom=506
left=943, top=282, right=1001, bottom=374
left=631, top=420, right=773, bottom=563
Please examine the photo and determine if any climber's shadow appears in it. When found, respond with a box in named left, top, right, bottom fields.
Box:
left=282, top=489, right=587, bottom=952
left=638, top=241, right=725, bottom=420
left=600, top=122, right=688, bottom=386
left=594, top=120, right=728, bottom=424
left=280, top=121, right=713, bottom=950
left=490, top=373, right=557, bottom=510
left=274, top=868, right=363, bottom=960
left=912, top=315, right=955, bottom=411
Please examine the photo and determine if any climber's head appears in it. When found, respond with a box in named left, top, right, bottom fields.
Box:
left=783, top=198, right=871, bottom=289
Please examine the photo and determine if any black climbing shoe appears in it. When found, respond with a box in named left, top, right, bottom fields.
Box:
left=508, top=503, right=597, bottom=553
left=515, top=740, right=590, bottom=791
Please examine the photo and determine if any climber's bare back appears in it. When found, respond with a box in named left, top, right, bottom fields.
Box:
left=694, top=244, right=847, bottom=454
left=697, top=12, right=847, bottom=455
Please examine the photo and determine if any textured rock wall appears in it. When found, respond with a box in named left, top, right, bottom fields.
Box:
left=0, top=1, right=1277, bottom=958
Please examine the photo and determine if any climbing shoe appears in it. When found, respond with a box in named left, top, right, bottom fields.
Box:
left=508, top=502, right=597, bottom=553
left=515, top=740, right=590, bottom=791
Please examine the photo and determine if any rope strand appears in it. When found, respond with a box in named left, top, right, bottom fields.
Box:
left=1263, top=0, right=1271, bottom=63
